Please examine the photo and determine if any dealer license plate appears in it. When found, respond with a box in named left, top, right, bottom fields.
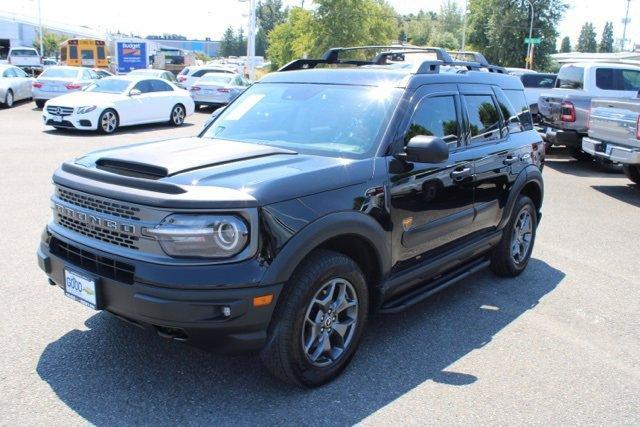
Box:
left=64, top=269, right=98, bottom=309
left=52, top=115, right=63, bottom=122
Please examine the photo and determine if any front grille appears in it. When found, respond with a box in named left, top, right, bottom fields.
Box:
left=58, top=214, right=139, bottom=249
left=50, top=237, right=135, bottom=284
left=57, top=187, right=141, bottom=220
left=46, top=105, right=74, bottom=116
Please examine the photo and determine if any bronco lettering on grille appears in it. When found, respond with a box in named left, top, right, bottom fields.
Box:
left=54, top=203, right=136, bottom=233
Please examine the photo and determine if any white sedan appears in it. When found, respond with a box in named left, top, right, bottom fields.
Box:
left=42, top=76, right=195, bottom=134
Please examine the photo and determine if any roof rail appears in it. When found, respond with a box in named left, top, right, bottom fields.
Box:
left=278, top=45, right=505, bottom=74
left=447, top=51, right=490, bottom=66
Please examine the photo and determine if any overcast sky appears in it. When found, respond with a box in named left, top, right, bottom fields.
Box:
left=1, top=0, right=638, bottom=49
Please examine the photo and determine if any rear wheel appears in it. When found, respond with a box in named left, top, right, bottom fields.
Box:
left=490, top=195, right=537, bottom=277
left=98, top=109, right=118, bottom=134
left=35, top=99, right=45, bottom=109
left=260, top=250, right=368, bottom=388
left=623, top=165, right=640, bottom=184
left=3, top=90, right=14, bottom=108
left=169, top=104, right=185, bottom=126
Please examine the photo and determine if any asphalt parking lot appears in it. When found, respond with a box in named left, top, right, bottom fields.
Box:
left=0, top=99, right=639, bottom=425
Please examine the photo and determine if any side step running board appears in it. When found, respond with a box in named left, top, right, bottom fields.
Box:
left=379, top=258, right=490, bottom=314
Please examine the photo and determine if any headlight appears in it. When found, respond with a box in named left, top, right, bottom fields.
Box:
left=77, top=105, right=97, bottom=114
left=145, top=214, right=249, bottom=259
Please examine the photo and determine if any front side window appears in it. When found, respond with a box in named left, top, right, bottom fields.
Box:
left=556, top=66, right=584, bottom=89
left=596, top=68, right=640, bottom=91
left=464, top=95, right=502, bottom=143
left=405, top=96, right=460, bottom=149
left=202, top=83, right=402, bottom=158
left=14, top=67, right=27, bottom=77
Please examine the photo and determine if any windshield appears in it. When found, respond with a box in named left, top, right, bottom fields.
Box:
left=11, top=49, right=38, bottom=56
left=41, top=68, right=78, bottom=78
left=201, top=83, right=401, bottom=158
left=84, top=78, right=131, bottom=94
left=201, top=74, right=234, bottom=84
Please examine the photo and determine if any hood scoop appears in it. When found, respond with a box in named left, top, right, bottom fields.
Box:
left=93, top=137, right=297, bottom=180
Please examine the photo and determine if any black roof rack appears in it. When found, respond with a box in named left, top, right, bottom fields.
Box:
left=279, top=45, right=505, bottom=74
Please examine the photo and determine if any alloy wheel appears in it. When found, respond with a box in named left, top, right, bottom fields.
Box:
left=172, top=106, right=185, bottom=125
left=510, top=207, right=533, bottom=265
left=301, top=278, right=359, bottom=367
left=101, top=111, right=117, bottom=133
left=6, top=91, right=13, bottom=107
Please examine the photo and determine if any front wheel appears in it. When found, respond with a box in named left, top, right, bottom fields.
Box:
left=98, top=109, right=118, bottom=134
left=624, top=165, right=640, bottom=184
left=169, top=104, right=185, bottom=126
left=260, top=250, right=369, bottom=388
left=3, top=90, right=14, bottom=108
left=490, top=195, right=537, bottom=277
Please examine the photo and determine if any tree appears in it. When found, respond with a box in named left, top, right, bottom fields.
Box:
left=467, top=0, right=567, bottom=70
left=560, top=36, right=571, bottom=53
left=235, top=27, right=247, bottom=56
left=401, top=11, right=436, bottom=46
left=267, top=7, right=314, bottom=69
left=310, top=0, right=396, bottom=57
left=220, top=27, right=236, bottom=57
left=598, top=21, right=614, bottom=53
left=257, top=0, right=288, bottom=56
left=33, top=32, right=66, bottom=58
left=576, top=22, right=597, bottom=53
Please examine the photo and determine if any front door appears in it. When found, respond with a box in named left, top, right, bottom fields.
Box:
left=388, top=84, right=475, bottom=269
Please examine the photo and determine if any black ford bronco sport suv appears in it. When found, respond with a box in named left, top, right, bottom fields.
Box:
left=38, top=47, right=544, bottom=387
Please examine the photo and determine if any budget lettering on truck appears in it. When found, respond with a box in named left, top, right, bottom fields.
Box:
left=37, top=45, right=544, bottom=388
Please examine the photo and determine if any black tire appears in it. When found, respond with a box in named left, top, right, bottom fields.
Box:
left=3, top=89, right=14, bottom=108
left=35, top=99, right=45, bottom=109
left=169, top=104, right=186, bottom=126
left=490, top=195, right=537, bottom=277
left=624, top=165, right=640, bottom=184
left=260, top=249, right=369, bottom=388
left=97, top=109, right=118, bottom=134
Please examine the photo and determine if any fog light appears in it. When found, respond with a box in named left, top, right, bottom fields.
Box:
left=222, top=306, right=231, bottom=317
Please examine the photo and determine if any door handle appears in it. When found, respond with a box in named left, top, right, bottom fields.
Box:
left=450, top=167, right=471, bottom=180
left=504, top=156, right=518, bottom=165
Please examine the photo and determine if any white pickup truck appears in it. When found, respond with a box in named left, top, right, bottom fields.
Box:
left=6, top=47, right=42, bottom=75
left=583, top=94, right=640, bottom=185
left=538, top=62, right=640, bottom=158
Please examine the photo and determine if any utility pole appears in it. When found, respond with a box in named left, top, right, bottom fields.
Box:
left=525, top=0, right=534, bottom=69
left=239, top=0, right=257, bottom=80
left=37, top=0, right=44, bottom=57
left=621, top=0, right=632, bottom=51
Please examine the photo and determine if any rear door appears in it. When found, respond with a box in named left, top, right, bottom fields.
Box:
left=149, top=79, right=176, bottom=120
left=388, top=84, right=475, bottom=266
left=461, top=85, right=533, bottom=233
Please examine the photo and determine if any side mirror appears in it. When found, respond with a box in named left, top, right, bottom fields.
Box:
left=129, top=88, right=141, bottom=97
left=404, top=135, right=449, bottom=164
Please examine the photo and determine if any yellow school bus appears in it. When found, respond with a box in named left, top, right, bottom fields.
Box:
left=59, top=39, right=108, bottom=68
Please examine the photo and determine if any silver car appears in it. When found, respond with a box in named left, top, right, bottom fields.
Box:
left=0, top=65, right=33, bottom=108
left=189, top=73, right=250, bottom=108
left=32, top=66, right=99, bottom=109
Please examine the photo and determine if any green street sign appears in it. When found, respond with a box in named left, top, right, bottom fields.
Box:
left=525, top=37, right=542, bottom=44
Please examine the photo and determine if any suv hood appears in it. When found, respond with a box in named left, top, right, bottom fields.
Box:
left=67, top=137, right=374, bottom=207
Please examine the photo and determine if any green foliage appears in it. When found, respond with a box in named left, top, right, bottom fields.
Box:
left=267, top=7, right=314, bottom=69
left=560, top=36, right=571, bottom=53
left=194, top=52, right=211, bottom=62
left=220, top=27, right=237, bottom=57
left=33, top=32, right=66, bottom=58
left=598, top=22, right=614, bottom=53
left=576, top=22, right=597, bottom=53
left=399, top=3, right=463, bottom=50
left=467, top=0, right=567, bottom=70
left=256, top=0, right=288, bottom=56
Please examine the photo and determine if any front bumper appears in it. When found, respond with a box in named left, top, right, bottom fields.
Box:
left=42, top=108, right=100, bottom=130
left=37, top=229, right=282, bottom=353
left=582, top=137, right=640, bottom=164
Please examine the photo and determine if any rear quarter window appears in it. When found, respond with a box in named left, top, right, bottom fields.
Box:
left=499, top=89, right=534, bottom=133
left=555, top=66, right=584, bottom=89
